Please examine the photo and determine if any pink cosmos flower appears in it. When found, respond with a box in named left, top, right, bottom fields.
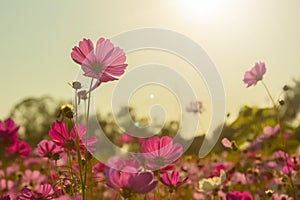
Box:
left=0, top=195, right=10, bottom=200
left=186, top=101, right=204, bottom=114
left=7, top=140, right=31, bottom=158
left=231, top=172, right=247, bottom=185
left=141, top=136, right=183, bottom=169
left=160, top=170, right=188, bottom=188
left=36, top=140, right=64, bottom=160
left=118, top=133, right=135, bottom=146
left=0, top=118, right=18, bottom=147
left=16, top=184, right=54, bottom=200
left=226, top=191, right=253, bottom=200
left=257, top=124, right=280, bottom=142
left=49, top=121, right=98, bottom=152
left=263, top=124, right=280, bottom=137
left=243, top=61, right=266, bottom=87
left=105, top=167, right=157, bottom=196
left=92, top=162, right=106, bottom=173
left=106, top=156, right=141, bottom=171
left=71, top=38, right=127, bottom=90
left=0, top=179, right=14, bottom=193
left=208, top=165, right=226, bottom=178
left=272, top=193, right=293, bottom=200
left=22, top=170, right=47, bottom=190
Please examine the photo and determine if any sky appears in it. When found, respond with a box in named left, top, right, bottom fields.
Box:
left=1, top=0, right=300, bottom=133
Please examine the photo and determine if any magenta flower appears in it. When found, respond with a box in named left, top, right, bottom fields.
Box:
left=16, top=184, right=54, bottom=200
left=118, top=133, right=134, bottom=146
left=36, top=140, right=63, bottom=160
left=0, top=195, right=10, bottom=200
left=7, top=140, right=31, bottom=158
left=208, top=165, right=226, bottom=178
left=160, top=170, right=188, bottom=188
left=0, top=118, right=18, bottom=147
left=141, top=136, right=183, bottom=169
left=49, top=121, right=97, bottom=151
left=226, top=191, right=253, bottom=200
left=186, top=101, right=204, bottom=114
left=92, top=162, right=106, bottom=173
left=243, top=61, right=266, bottom=87
left=71, top=38, right=127, bottom=90
left=105, top=167, right=157, bottom=197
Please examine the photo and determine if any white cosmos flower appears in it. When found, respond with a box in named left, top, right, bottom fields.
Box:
left=197, top=170, right=226, bottom=192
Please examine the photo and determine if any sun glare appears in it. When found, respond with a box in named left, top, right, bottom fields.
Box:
left=179, top=0, right=227, bottom=18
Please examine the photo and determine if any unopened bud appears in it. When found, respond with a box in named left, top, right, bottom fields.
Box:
left=72, top=81, right=82, bottom=90
left=279, top=100, right=285, bottom=106
left=283, top=85, right=289, bottom=91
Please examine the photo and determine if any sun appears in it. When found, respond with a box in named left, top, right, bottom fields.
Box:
left=178, top=0, right=228, bottom=19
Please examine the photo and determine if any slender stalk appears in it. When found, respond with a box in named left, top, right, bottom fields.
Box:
left=261, top=80, right=296, bottom=199
left=82, top=78, right=94, bottom=200
left=261, top=81, right=276, bottom=109
left=74, top=88, right=84, bottom=194
left=66, top=151, right=76, bottom=199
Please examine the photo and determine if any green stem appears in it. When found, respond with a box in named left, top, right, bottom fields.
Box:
left=261, top=80, right=296, bottom=199
left=75, top=89, right=84, bottom=183
left=261, top=81, right=276, bottom=109
left=66, top=151, right=76, bottom=199
left=83, top=78, right=94, bottom=200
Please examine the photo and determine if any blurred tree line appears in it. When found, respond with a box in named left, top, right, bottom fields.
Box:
left=7, top=79, right=300, bottom=154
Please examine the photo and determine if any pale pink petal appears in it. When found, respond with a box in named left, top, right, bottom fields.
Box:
left=221, top=137, right=232, bottom=149
left=96, top=38, right=115, bottom=63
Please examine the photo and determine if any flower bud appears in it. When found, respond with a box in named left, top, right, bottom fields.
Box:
left=283, top=85, right=289, bottom=91
left=72, top=81, right=82, bottom=89
left=279, top=100, right=285, bottom=106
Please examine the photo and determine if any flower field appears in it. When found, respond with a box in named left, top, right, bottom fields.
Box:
left=0, top=37, right=299, bottom=200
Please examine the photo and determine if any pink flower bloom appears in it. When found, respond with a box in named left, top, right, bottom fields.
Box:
left=49, top=121, right=98, bottom=152
left=22, top=170, right=46, bottom=190
left=272, top=193, right=293, bottom=200
left=0, top=195, right=10, bottom=200
left=36, top=140, right=64, bottom=160
left=92, top=162, right=106, bottom=173
left=106, top=156, right=141, bottom=171
left=208, top=165, right=226, bottom=178
left=0, top=179, right=14, bottom=192
left=243, top=61, right=266, bottom=87
left=231, top=172, right=247, bottom=185
left=71, top=38, right=127, bottom=90
left=273, top=150, right=290, bottom=161
left=105, top=167, right=157, bottom=196
left=0, top=118, right=18, bottom=147
left=118, top=133, right=134, bottom=146
left=16, top=184, right=54, bottom=200
left=160, top=170, right=188, bottom=188
left=7, top=140, right=31, bottom=158
left=186, top=101, right=204, bottom=114
left=283, top=133, right=290, bottom=140
left=141, top=136, right=183, bottom=169
left=226, top=191, right=253, bottom=200
left=263, top=124, right=280, bottom=137
left=256, top=124, right=280, bottom=142
left=159, top=165, right=174, bottom=174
